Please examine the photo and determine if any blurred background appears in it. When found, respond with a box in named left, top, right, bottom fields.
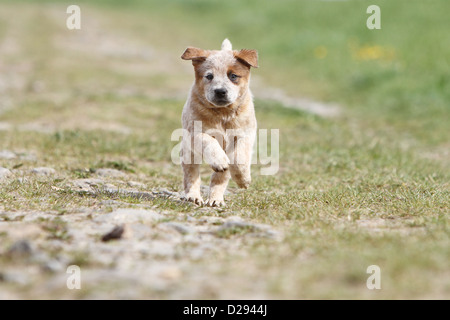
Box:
left=0, top=0, right=448, bottom=299
left=1, top=0, right=448, bottom=142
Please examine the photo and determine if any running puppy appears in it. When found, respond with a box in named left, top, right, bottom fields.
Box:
left=180, top=39, right=258, bottom=206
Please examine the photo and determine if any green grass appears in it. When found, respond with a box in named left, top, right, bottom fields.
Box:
left=0, top=0, right=448, bottom=299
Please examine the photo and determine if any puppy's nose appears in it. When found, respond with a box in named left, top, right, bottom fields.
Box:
left=214, top=88, right=227, bottom=98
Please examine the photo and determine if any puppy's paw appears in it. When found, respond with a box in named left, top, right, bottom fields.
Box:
left=206, top=198, right=225, bottom=207
left=211, top=163, right=229, bottom=173
left=182, top=193, right=204, bottom=206
left=204, top=146, right=230, bottom=172
left=236, top=178, right=251, bottom=189
left=210, top=153, right=230, bottom=172
left=231, top=169, right=251, bottom=189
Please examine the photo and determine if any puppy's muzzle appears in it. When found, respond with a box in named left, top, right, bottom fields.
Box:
left=213, top=88, right=230, bottom=106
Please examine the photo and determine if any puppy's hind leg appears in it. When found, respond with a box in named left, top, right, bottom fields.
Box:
left=207, top=170, right=230, bottom=207
left=228, top=133, right=255, bottom=189
left=230, top=164, right=251, bottom=189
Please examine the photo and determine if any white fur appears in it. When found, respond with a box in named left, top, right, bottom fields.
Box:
left=221, top=38, right=232, bottom=51
left=201, top=50, right=239, bottom=107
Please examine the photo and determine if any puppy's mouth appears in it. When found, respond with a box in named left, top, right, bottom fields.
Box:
left=208, top=98, right=233, bottom=108
left=209, top=98, right=232, bottom=107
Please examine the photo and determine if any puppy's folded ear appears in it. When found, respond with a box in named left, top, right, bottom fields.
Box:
left=234, top=49, right=258, bottom=68
left=181, top=47, right=210, bottom=61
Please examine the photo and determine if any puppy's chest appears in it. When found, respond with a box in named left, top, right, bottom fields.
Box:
left=205, top=117, right=241, bottom=133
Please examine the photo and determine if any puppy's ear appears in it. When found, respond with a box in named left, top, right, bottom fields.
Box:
left=234, top=49, right=258, bottom=68
left=181, top=47, right=210, bottom=62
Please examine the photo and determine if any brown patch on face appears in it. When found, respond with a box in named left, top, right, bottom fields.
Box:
left=227, top=61, right=251, bottom=84
left=191, top=61, right=208, bottom=104
left=227, top=60, right=251, bottom=99
left=192, top=61, right=208, bottom=84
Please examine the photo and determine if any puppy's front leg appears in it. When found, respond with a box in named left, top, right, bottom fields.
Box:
left=207, top=170, right=230, bottom=207
left=193, top=132, right=231, bottom=207
left=193, top=132, right=230, bottom=172
left=182, top=163, right=203, bottom=205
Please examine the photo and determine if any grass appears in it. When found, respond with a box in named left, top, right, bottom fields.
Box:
left=0, top=0, right=449, bottom=299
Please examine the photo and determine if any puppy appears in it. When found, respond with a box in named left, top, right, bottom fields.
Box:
left=180, top=39, right=258, bottom=207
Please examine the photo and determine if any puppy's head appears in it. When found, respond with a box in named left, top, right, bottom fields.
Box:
left=181, top=39, right=258, bottom=108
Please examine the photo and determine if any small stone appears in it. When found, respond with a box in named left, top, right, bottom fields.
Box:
left=100, top=200, right=122, bottom=206
left=31, top=80, right=45, bottom=93
left=71, top=178, right=104, bottom=192
left=203, top=216, right=225, bottom=225
left=225, top=220, right=269, bottom=232
left=104, top=183, right=118, bottom=191
left=161, top=222, right=194, bottom=235
left=0, top=122, right=12, bottom=131
left=159, top=266, right=182, bottom=280
left=147, top=240, right=175, bottom=258
left=1, top=272, right=30, bottom=285
left=157, top=188, right=179, bottom=197
left=0, top=150, right=16, bottom=160
left=215, top=219, right=283, bottom=240
left=0, top=167, right=12, bottom=179
left=101, top=225, right=125, bottom=242
left=186, top=215, right=196, bottom=222
left=95, top=208, right=164, bottom=224
left=127, top=181, right=145, bottom=188
left=95, top=168, right=125, bottom=178
left=221, top=220, right=255, bottom=229
left=7, top=240, right=34, bottom=258
left=129, top=224, right=151, bottom=239
left=190, top=243, right=216, bottom=260
left=119, top=190, right=155, bottom=200
left=225, top=215, right=244, bottom=222
left=18, top=152, right=37, bottom=162
left=32, top=167, right=56, bottom=176
left=42, top=259, right=65, bottom=273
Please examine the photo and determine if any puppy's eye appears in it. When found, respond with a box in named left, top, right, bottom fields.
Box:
left=229, top=73, right=239, bottom=82
left=205, top=74, right=214, bottom=81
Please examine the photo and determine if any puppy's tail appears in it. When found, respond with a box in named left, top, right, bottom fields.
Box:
left=221, top=38, right=232, bottom=51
